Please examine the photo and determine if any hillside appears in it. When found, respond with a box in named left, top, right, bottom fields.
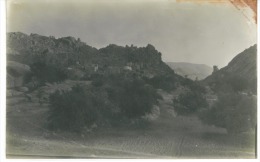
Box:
left=7, top=32, right=178, bottom=83
left=203, top=44, right=257, bottom=93
left=6, top=32, right=256, bottom=158
left=166, top=62, right=212, bottom=80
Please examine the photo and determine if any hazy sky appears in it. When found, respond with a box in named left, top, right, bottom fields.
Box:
left=7, top=0, right=256, bottom=68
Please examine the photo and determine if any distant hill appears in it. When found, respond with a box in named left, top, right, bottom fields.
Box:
left=204, top=44, right=257, bottom=94
left=166, top=62, right=212, bottom=80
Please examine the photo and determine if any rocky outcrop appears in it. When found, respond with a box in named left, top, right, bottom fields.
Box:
left=7, top=32, right=175, bottom=79
left=7, top=32, right=90, bottom=55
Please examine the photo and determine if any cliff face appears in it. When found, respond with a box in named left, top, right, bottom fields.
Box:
left=204, top=44, right=257, bottom=93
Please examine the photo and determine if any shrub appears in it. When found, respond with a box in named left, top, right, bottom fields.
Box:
left=210, top=74, right=249, bottom=94
left=48, top=77, right=161, bottom=131
left=173, top=90, right=208, bottom=115
left=48, top=85, right=102, bottom=132
left=106, top=76, right=162, bottom=119
left=30, top=62, right=67, bottom=84
left=199, top=93, right=257, bottom=133
left=119, top=81, right=160, bottom=118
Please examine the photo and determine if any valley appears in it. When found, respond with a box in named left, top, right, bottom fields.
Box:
left=6, top=32, right=257, bottom=159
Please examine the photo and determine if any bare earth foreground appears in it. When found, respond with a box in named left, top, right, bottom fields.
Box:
left=6, top=82, right=256, bottom=159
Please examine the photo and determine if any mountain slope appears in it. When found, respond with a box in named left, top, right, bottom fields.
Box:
left=203, top=44, right=257, bottom=93
left=166, top=62, right=212, bottom=80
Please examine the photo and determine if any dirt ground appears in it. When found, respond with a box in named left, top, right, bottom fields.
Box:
left=6, top=84, right=256, bottom=159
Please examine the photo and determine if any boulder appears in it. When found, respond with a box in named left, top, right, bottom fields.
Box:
left=7, top=61, right=31, bottom=88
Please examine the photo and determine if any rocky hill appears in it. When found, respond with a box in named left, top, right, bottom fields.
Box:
left=7, top=32, right=181, bottom=88
left=203, top=44, right=257, bottom=93
left=166, top=62, right=212, bottom=80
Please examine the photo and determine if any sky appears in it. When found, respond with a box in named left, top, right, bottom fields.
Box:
left=7, top=0, right=257, bottom=68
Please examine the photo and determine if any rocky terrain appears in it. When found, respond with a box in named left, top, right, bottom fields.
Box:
left=6, top=32, right=257, bottom=158
left=7, top=32, right=176, bottom=81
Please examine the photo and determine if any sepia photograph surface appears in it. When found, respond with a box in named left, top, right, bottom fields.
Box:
left=5, top=0, right=257, bottom=159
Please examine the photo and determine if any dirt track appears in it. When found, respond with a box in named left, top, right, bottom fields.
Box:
left=6, top=88, right=256, bottom=159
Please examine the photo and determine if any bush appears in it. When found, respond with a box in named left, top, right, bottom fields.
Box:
left=30, top=62, right=67, bottom=84
left=48, top=85, right=103, bottom=132
left=107, top=77, right=162, bottom=119
left=173, top=90, right=208, bottom=115
left=210, top=74, right=249, bottom=94
left=48, top=76, right=162, bottom=132
left=199, top=93, right=257, bottom=133
left=119, top=80, right=160, bottom=118
left=226, top=75, right=248, bottom=92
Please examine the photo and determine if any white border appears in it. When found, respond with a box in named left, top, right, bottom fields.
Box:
left=0, top=0, right=6, bottom=161
left=0, top=0, right=259, bottom=162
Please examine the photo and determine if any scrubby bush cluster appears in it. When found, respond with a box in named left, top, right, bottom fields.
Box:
left=172, top=75, right=256, bottom=134
left=107, top=77, right=161, bottom=118
left=173, top=90, right=208, bottom=115
left=30, top=62, right=67, bottom=84
left=48, top=86, right=101, bottom=131
left=210, top=74, right=250, bottom=94
left=198, top=74, right=256, bottom=133
left=199, top=93, right=256, bottom=133
left=48, top=75, right=161, bottom=132
left=172, top=79, right=208, bottom=115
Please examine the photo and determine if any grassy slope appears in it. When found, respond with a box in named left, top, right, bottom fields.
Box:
left=6, top=84, right=256, bottom=159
